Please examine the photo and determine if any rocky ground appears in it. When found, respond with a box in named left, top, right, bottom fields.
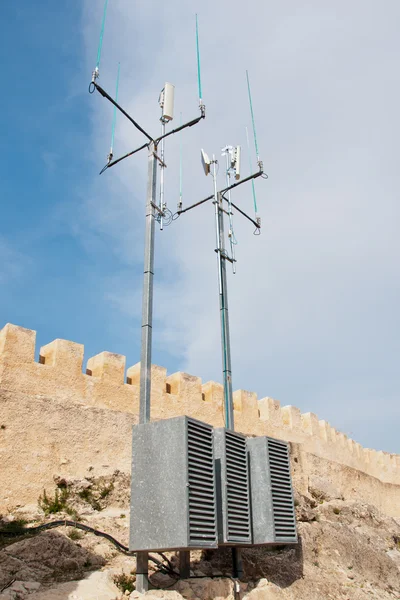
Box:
left=0, top=472, right=399, bottom=600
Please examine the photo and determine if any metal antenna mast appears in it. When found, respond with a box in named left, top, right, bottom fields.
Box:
left=179, top=143, right=265, bottom=582
left=88, top=14, right=205, bottom=590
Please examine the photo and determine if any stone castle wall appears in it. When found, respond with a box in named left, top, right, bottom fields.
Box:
left=0, top=322, right=399, bottom=514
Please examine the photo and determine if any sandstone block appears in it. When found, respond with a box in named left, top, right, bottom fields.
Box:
left=0, top=323, right=35, bottom=364
left=87, top=351, right=126, bottom=384
left=127, top=362, right=166, bottom=394
left=319, top=420, right=332, bottom=443
left=258, top=397, right=282, bottom=426
left=40, top=338, right=84, bottom=374
left=202, top=381, right=223, bottom=407
left=166, top=371, right=202, bottom=399
left=301, top=412, right=320, bottom=436
left=282, top=405, right=301, bottom=429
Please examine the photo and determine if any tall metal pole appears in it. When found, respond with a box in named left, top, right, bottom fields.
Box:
left=214, top=152, right=244, bottom=583
left=212, top=158, right=234, bottom=431
left=139, top=142, right=157, bottom=425
left=136, top=141, right=157, bottom=593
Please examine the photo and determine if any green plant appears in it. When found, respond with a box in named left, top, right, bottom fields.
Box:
left=39, top=488, right=68, bottom=514
left=78, top=488, right=101, bottom=511
left=38, top=487, right=80, bottom=520
left=0, top=425, right=6, bottom=430
left=333, top=507, right=341, bottom=515
left=65, top=506, right=81, bottom=521
left=120, top=513, right=126, bottom=518
left=99, top=482, right=114, bottom=499
left=114, top=573, right=136, bottom=593
left=67, top=528, right=83, bottom=541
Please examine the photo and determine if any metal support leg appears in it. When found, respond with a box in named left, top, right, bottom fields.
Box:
left=134, top=142, right=157, bottom=594
left=136, top=551, right=149, bottom=593
left=232, top=547, right=243, bottom=579
left=179, top=550, right=191, bottom=579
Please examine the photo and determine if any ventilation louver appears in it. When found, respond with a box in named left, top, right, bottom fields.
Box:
left=129, top=416, right=218, bottom=552
left=214, top=428, right=252, bottom=545
left=187, top=418, right=217, bottom=546
left=247, top=436, right=297, bottom=545
left=268, top=437, right=297, bottom=542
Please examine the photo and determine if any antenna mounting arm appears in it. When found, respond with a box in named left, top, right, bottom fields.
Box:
left=178, top=170, right=264, bottom=216
left=155, top=113, right=205, bottom=145
left=93, top=82, right=154, bottom=143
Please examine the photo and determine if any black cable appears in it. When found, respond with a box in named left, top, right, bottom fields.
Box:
left=0, top=521, right=178, bottom=578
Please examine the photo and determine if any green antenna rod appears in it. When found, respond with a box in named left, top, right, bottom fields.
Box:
left=196, top=14, right=204, bottom=110
left=92, top=0, right=109, bottom=82
left=108, top=62, right=120, bottom=162
left=246, top=70, right=260, bottom=164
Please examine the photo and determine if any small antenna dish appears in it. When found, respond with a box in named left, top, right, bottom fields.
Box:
left=159, top=82, right=175, bottom=122
left=201, top=149, right=211, bottom=176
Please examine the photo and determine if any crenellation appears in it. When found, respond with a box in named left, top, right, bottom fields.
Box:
left=258, top=397, right=283, bottom=428
left=0, top=322, right=399, bottom=489
left=319, top=420, right=332, bottom=443
left=166, top=371, right=202, bottom=399
left=0, top=323, right=36, bottom=364
left=354, top=442, right=363, bottom=461
left=86, top=351, right=126, bottom=384
left=202, top=381, right=223, bottom=406
left=281, top=405, right=302, bottom=430
left=301, top=412, right=320, bottom=437
left=40, top=339, right=84, bottom=374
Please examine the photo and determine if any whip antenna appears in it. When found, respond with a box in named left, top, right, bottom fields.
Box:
left=246, top=70, right=260, bottom=165
left=92, top=0, right=109, bottom=83
left=196, top=14, right=204, bottom=113
left=108, top=62, right=120, bottom=163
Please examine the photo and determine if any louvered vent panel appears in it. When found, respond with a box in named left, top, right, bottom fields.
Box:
left=225, top=431, right=251, bottom=543
left=268, top=438, right=297, bottom=542
left=187, top=419, right=217, bottom=546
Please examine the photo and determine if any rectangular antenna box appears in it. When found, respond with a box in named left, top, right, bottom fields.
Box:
left=247, top=436, right=297, bottom=544
left=129, top=416, right=218, bottom=552
left=214, top=428, right=252, bottom=546
left=162, top=82, right=175, bottom=121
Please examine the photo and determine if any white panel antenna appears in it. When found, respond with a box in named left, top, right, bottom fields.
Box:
left=160, top=82, right=175, bottom=121
left=201, top=149, right=211, bottom=176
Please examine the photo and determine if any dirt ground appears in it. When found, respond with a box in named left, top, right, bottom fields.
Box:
left=0, top=472, right=399, bottom=599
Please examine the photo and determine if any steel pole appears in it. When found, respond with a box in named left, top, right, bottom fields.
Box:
left=136, top=141, right=157, bottom=593
left=139, top=142, right=157, bottom=425
left=212, top=160, right=234, bottom=431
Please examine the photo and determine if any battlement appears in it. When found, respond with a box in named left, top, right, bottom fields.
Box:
left=1, top=322, right=399, bottom=487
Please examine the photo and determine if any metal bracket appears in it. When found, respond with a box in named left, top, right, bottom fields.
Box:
left=153, top=152, right=167, bottom=168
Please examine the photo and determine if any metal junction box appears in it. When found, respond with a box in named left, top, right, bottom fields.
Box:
left=247, top=436, right=297, bottom=545
left=129, top=416, right=218, bottom=552
left=214, top=428, right=252, bottom=545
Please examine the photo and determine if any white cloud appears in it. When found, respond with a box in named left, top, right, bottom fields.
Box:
left=80, top=0, right=400, bottom=452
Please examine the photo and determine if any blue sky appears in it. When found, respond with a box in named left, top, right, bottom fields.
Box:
left=1, top=1, right=399, bottom=454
